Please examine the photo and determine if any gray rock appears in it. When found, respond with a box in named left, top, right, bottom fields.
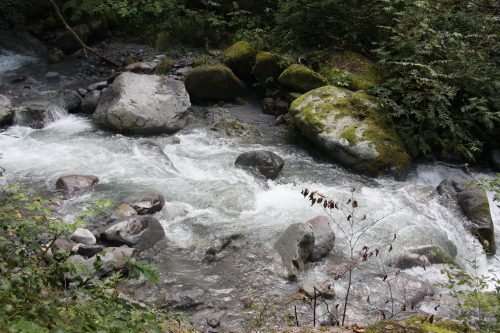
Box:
left=94, top=72, right=190, bottom=134
left=235, top=150, right=285, bottom=180
left=124, top=62, right=158, bottom=74
left=394, top=244, right=456, bottom=269
left=111, top=203, right=137, bottom=220
left=102, top=215, right=165, bottom=251
left=13, top=100, right=68, bottom=129
left=437, top=177, right=495, bottom=254
left=492, top=150, right=500, bottom=171
left=77, top=88, right=87, bottom=97
left=60, top=89, right=82, bottom=113
left=55, top=175, right=99, bottom=198
left=205, top=232, right=246, bottom=262
left=81, top=90, right=101, bottom=114
left=165, top=288, right=205, bottom=309
left=307, top=215, right=335, bottom=261
left=298, top=278, right=335, bottom=299
left=70, top=228, right=96, bottom=245
left=207, top=311, right=225, bottom=328
left=65, top=255, right=95, bottom=280
left=45, top=71, right=60, bottom=82
left=274, top=222, right=315, bottom=279
left=0, top=95, right=13, bottom=126
left=98, top=246, right=135, bottom=276
left=123, top=191, right=165, bottom=215
left=74, top=244, right=104, bottom=257
left=87, top=81, right=108, bottom=91
left=48, top=47, right=64, bottom=64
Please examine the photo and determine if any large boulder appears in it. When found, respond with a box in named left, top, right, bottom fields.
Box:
left=437, top=177, right=495, bottom=254
left=252, top=52, right=287, bottom=90
left=123, top=191, right=165, bottom=215
left=274, top=222, right=315, bottom=280
left=184, top=65, right=247, bottom=101
left=102, top=215, right=165, bottom=251
left=290, top=86, right=411, bottom=179
left=55, top=175, right=99, bottom=198
left=235, top=150, right=284, bottom=180
left=307, top=215, right=335, bottom=261
left=278, top=64, right=327, bottom=93
left=0, top=95, right=13, bottom=126
left=94, top=72, right=190, bottom=134
left=220, top=41, right=257, bottom=81
left=13, top=100, right=68, bottom=129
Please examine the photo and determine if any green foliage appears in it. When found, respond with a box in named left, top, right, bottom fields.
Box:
left=0, top=183, right=188, bottom=332
left=374, top=0, right=500, bottom=160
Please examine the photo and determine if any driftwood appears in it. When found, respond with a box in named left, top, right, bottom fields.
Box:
left=48, top=0, right=120, bottom=67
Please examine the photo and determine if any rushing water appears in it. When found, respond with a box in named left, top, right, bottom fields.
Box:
left=1, top=51, right=498, bottom=328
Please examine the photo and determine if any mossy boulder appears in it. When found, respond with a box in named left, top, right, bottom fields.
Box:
left=184, top=65, right=247, bottom=101
left=321, top=51, right=381, bottom=91
left=290, top=86, right=411, bottom=179
left=154, top=59, right=174, bottom=75
left=278, top=64, right=328, bottom=93
left=366, top=316, right=471, bottom=333
left=252, top=51, right=287, bottom=89
left=220, top=41, right=257, bottom=81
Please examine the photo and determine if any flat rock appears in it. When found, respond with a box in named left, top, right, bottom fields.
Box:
left=123, top=191, right=165, bottom=215
left=55, top=175, right=99, bottom=198
left=102, top=215, right=165, bottom=251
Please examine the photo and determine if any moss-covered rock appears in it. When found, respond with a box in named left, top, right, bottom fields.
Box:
left=220, top=41, right=257, bottom=81
left=154, top=59, right=174, bottom=75
left=278, top=64, right=328, bottom=93
left=210, top=119, right=261, bottom=137
left=184, top=65, right=247, bottom=101
left=154, top=31, right=170, bottom=51
left=321, top=51, right=381, bottom=91
left=290, top=86, right=411, bottom=179
left=252, top=51, right=287, bottom=89
left=366, top=316, right=471, bottom=333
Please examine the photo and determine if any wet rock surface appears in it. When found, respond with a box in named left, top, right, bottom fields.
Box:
left=235, top=150, right=285, bottom=179
left=55, top=175, right=99, bottom=198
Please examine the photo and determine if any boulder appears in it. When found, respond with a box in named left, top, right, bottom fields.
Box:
left=13, top=100, right=68, bottom=129
left=94, top=72, right=190, bottom=134
left=290, top=86, right=411, bottom=179
left=81, top=90, right=101, bottom=114
left=165, top=288, right=205, bottom=309
left=278, top=64, right=327, bottom=93
left=123, top=191, right=165, bottom=215
left=492, top=150, right=500, bottom=171
left=74, top=244, right=104, bottom=257
left=70, top=228, right=96, bottom=245
left=102, top=215, right=165, bottom=251
left=111, top=203, right=137, bottom=220
left=394, top=244, right=456, bottom=269
left=154, top=59, right=174, bottom=75
left=59, top=89, right=82, bottom=113
left=48, top=47, right=64, bottom=64
left=0, top=95, right=13, bottom=126
left=298, top=278, right=335, bottom=299
left=274, top=222, right=315, bottom=279
left=55, top=175, right=99, bottom=198
left=184, top=65, right=247, bottom=101
left=220, top=41, right=257, bottom=81
left=235, top=150, right=285, bottom=180
left=98, top=246, right=135, bottom=276
left=437, top=177, right=495, bottom=254
left=307, top=215, right=335, bottom=261
left=252, top=51, right=287, bottom=89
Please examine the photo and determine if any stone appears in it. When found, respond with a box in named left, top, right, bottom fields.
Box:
left=278, top=64, right=327, bottom=93
left=45, top=71, right=60, bottom=82
left=123, top=191, right=165, bottom=215
left=98, top=246, right=135, bottom=276
left=13, top=100, right=68, bottom=129
left=205, top=233, right=246, bottom=262
left=60, top=89, right=82, bottom=113
left=94, top=72, right=190, bottom=134
left=77, top=88, right=87, bottom=97
left=210, top=119, right=261, bottom=137
left=112, top=203, right=137, bottom=220
left=48, top=47, right=64, bottom=64
left=55, top=175, right=99, bottom=198
left=75, top=244, right=104, bottom=257
left=87, top=81, right=108, bottom=91
left=184, top=65, right=247, bottom=101
left=394, top=244, right=456, bottom=269
left=492, top=150, right=500, bottom=171
left=0, top=95, right=13, bottom=126
left=220, top=41, right=257, bottom=81
left=235, top=150, right=285, bottom=180
left=252, top=51, right=287, bottom=89
left=70, top=228, right=96, bottom=245
left=124, top=62, right=158, bottom=74
left=81, top=90, right=101, bottom=114
left=437, top=177, right=495, bottom=254
left=261, top=97, right=275, bottom=115
left=274, top=99, right=289, bottom=114
left=207, top=311, right=225, bottom=328
left=65, top=255, right=95, bottom=280
left=165, top=289, right=205, bottom=309
left=290, top=86, right=411, bottom=179
left=298, top=278, right=335, bottom=299
left=307, top=215, right=335, bottom=261
left=102, top=215, right=165, bottom=251
left=154, top=59, right=174, bottom=75
left=274, top=222, right=315, bottom=279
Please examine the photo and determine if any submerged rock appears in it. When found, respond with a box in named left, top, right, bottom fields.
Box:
left=0, top=95, right=13, bottom=126
left=290, top=86, right=411, bottom=179
left=393, top=244, right=456, bottom=269
left=102, top=215, right=165, bottom=251
left=278, top=64, right=327, bottom=93
left=184, top=65, right=247, bottom=101
left=274, top=222, right=315, bottom=279
left=13, top=100, right=68, bottom=129
left=55, top=175, right=99, bottom=198
left=220, top=41, right=257, bottom=81
left=210, top=119, right=261, bottom=137
left=307, top=215, right=335, bottom=261
left=204, top=232, right=246, bottom=262
left=235, top=150, right=285, bottom=180
left=123, top=191, right=165, bottom=215
left=94, top=72, right=190, bottom=134
left=437, top=177, right=496, bottom=254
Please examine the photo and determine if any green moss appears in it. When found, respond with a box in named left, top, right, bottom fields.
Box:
left=341, top=127, right=358, bottom=146
left=252, top=51, right=287, bottom=89
left=278, top=64, right=328, bottom=93
left=154, top=59, right=174, bottom=75
left=220, top=41, right=257, bottom=80
left=185, top=65, right=247, bottom=101
left=366, top=317, right=470, bottom=333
